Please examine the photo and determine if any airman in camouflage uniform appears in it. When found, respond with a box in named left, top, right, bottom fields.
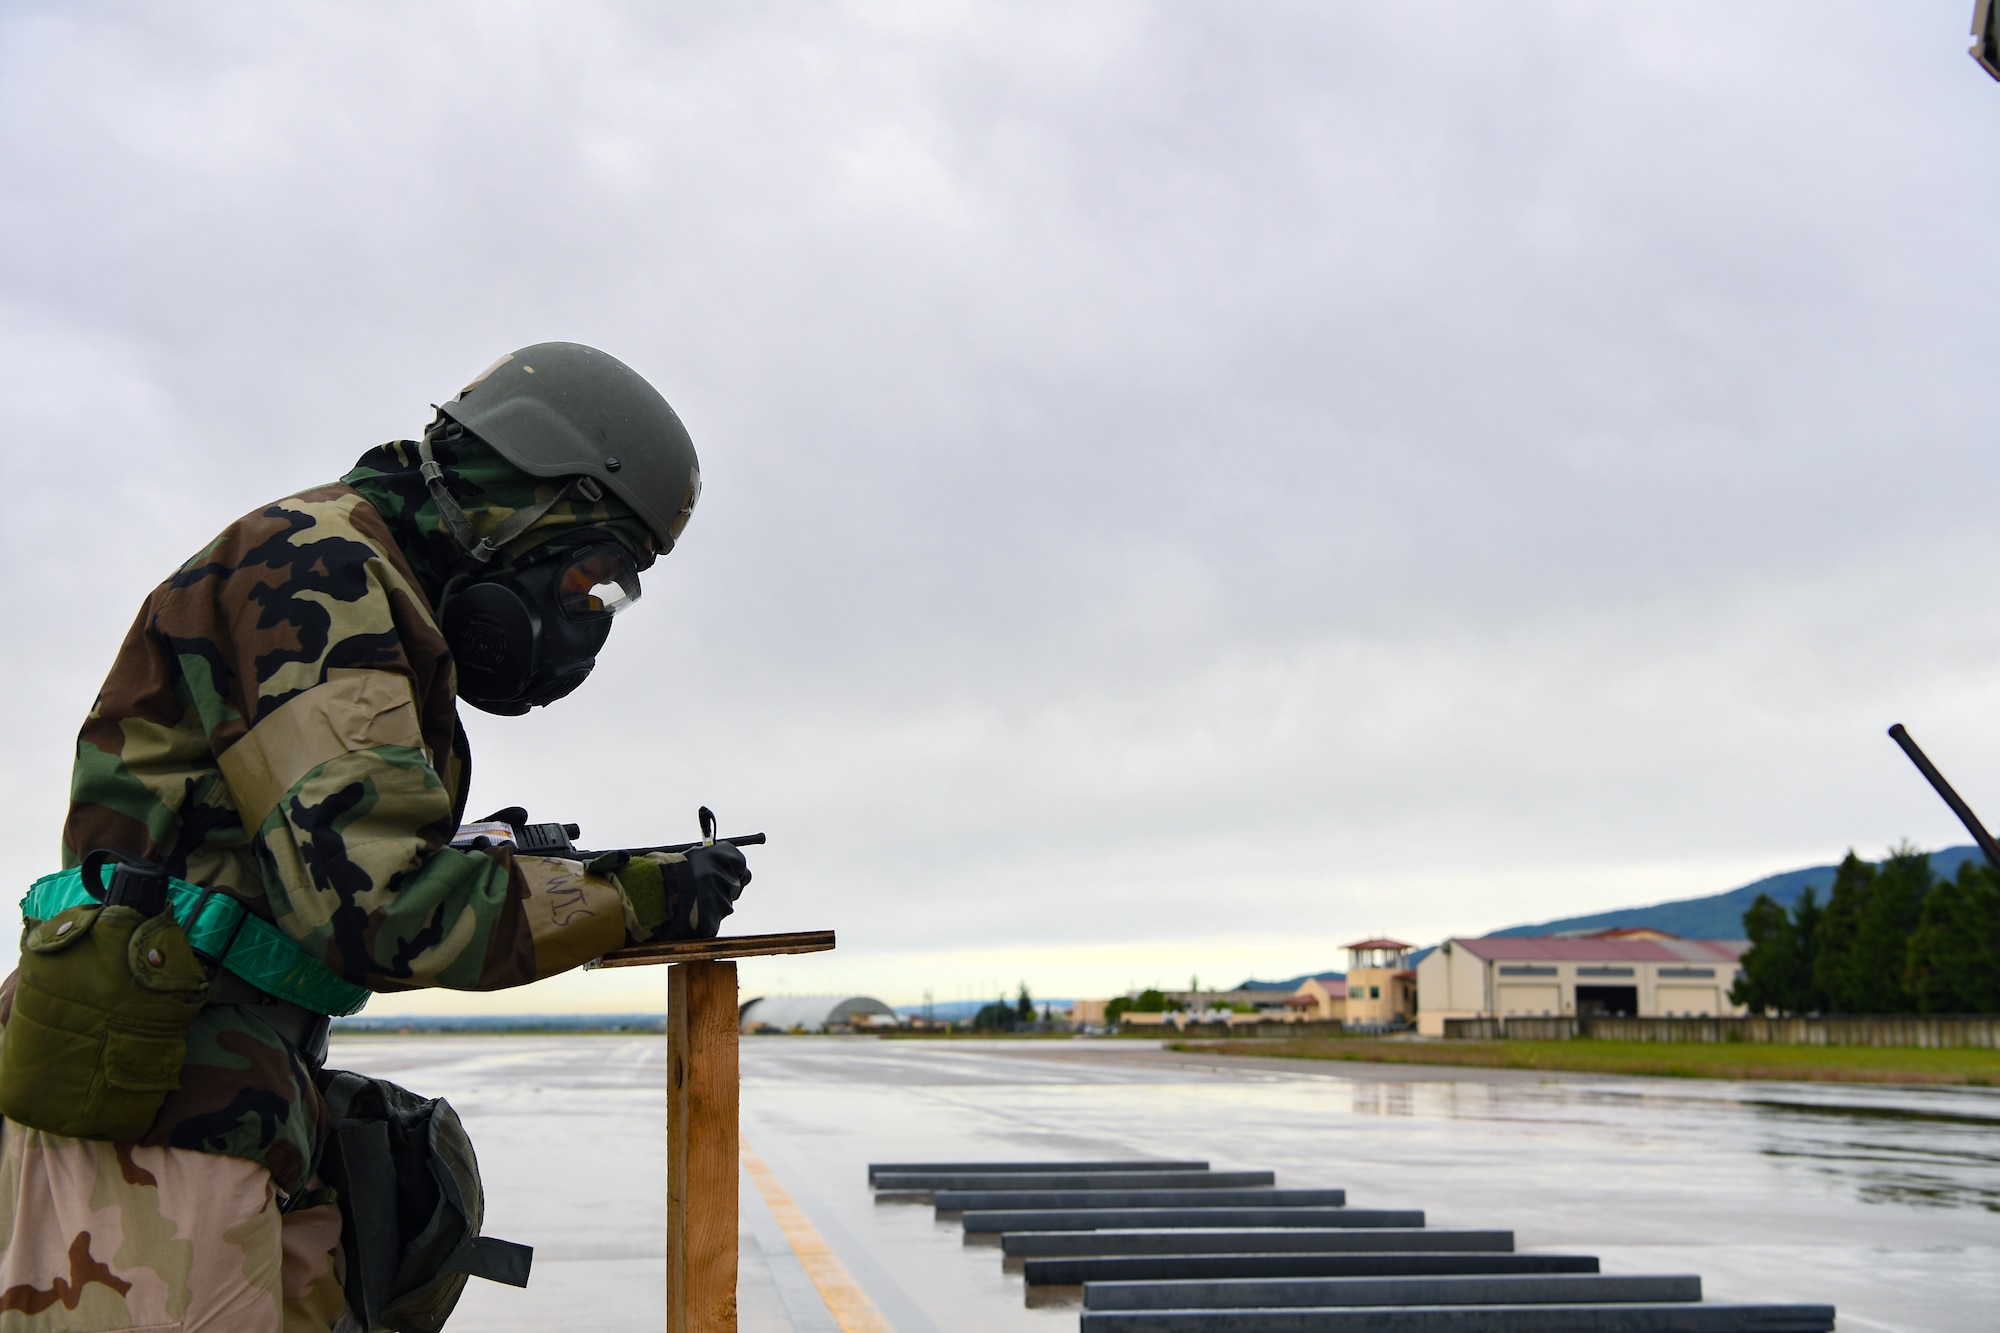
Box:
left=0, top=345, right=744, bottom=1331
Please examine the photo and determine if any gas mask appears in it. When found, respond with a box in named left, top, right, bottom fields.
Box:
left=440, top=537, right=642, bottom=716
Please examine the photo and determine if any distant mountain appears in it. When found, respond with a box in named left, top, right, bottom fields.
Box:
left=1491, top=845, right=1986, bottom=941
left=1234, top=970, right=1346, bottom=992
left=893, top=998, right=1077, bottom=1020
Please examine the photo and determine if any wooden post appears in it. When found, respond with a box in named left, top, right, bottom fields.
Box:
left=667, top=960, right=739, bottom=1333
left=593, top=930, right=835, bottom=1333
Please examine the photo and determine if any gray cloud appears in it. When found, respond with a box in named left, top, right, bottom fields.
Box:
left=3, top=2, right=1995, bottom=1007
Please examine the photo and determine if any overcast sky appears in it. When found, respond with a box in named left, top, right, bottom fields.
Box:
left=3, top=2, right=1997, bottom=1012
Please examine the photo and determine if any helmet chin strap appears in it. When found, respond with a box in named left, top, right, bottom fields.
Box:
left=417, top=429, right=603, bottom=567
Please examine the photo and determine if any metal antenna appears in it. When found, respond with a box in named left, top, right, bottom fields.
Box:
left=1887, top=723, right=2000, bottom=872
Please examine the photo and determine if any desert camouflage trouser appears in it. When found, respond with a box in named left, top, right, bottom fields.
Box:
left=0, top=1119, right=347, bottom=1332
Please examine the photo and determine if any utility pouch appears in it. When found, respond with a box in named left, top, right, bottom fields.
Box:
left=0, top=853, right=208, bottom=1140
left=315, top=1067, right=533, bottom=1333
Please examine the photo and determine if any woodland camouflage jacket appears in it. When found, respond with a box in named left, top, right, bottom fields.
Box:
left=0, top=463, right=645, bottom=1197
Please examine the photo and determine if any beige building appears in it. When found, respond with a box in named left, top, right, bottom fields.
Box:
left=1342, top=939, right=1416, bottom=1029
left=1415, top=933, right=1749, bottom=1036
left=1088, top=969, right=1351, bottom=1030
left=1289, top=974, right=1346, bottom=1021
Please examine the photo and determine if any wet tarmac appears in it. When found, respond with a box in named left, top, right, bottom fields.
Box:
left=326, top=1034, right=2000, bottom=1332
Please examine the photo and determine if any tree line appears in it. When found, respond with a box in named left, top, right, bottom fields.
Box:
left=1103, top=988, right=1183, bottom=1023
left=1730, top=847, right=2000, bottom=1015
left=970, top=983, right=1045, bottom=1032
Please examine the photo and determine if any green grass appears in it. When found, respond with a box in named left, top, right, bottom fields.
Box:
left=1168, top=1036, right=2000, bottom=1085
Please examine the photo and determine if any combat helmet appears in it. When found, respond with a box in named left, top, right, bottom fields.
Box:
left=435, top=342, right=700, bottom=556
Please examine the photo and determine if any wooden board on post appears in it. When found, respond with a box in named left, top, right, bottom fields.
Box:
left=668, top=959, right=738, bottom=1333
left=598, top=930, right=835, bottom=1333
left=595, top=930, right=836, bottom=968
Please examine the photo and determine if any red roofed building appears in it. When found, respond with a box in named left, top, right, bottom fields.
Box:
left=1414, top=934, right=1749, bottom=1035
left=1289, top=974, right=1347, bottom=1021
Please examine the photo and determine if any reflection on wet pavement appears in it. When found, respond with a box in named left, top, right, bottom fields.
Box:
left=1745, top=1093, right=2000, bottom=1214
left=325, top=1034, right=2000, bottom=1332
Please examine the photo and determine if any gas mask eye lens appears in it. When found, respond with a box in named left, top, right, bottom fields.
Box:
left=556, top=544, right=641, bottom=620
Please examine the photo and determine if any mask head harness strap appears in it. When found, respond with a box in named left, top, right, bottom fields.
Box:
left=417, top=415, right=606, bottom=568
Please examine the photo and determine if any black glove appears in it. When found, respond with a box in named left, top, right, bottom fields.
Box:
left=603, top=843, right=750, bottom=942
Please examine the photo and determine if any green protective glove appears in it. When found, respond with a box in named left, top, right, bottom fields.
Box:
left=598, top=843, right=750, bottom=943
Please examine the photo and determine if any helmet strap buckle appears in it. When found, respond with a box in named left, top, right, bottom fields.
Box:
left=417, top=432, right=590, bottom=567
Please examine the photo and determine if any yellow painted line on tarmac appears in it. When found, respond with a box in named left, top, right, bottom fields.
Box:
left=741, top=1138, right=896, bottom=1332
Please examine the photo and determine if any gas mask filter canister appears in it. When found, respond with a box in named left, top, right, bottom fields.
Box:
left=442, top=539, right=643, bottom=716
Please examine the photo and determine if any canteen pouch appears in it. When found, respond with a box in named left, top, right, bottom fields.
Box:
left=0, top=898, right=209, bottom=1140
left=315, top=1067, right=532, bottom=1333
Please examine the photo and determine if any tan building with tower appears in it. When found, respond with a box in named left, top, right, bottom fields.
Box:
left=1342, top=938, right=1417, bottom=1029
left=1415, top=932, right=1749, bottom=1036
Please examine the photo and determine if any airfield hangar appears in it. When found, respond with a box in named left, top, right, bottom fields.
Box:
left=1415, top=930, right=1749, bottom=1036
left=739, top=994, right=901, bottom=1034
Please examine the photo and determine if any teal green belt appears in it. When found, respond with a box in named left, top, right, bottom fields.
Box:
left=22, top=868, right=371, bottom=1018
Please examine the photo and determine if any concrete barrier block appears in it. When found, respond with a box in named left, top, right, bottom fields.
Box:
left=876, top=1170, right=1273, bottom=1191
left=1028, top=1253, right=1599, bottom=1285
left=939, top=1188, right=1343, bottom=1212
left=1077, top=1303, right=1837, bottom=1332
left=1002, top=1230, right=1513, bottom=1258
left=962, top=1208, right=1423, bottom=1233
left=867, top=1160, right=1206, bottom=1183
left=1082, top=1273, right=1701, bottom=1309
